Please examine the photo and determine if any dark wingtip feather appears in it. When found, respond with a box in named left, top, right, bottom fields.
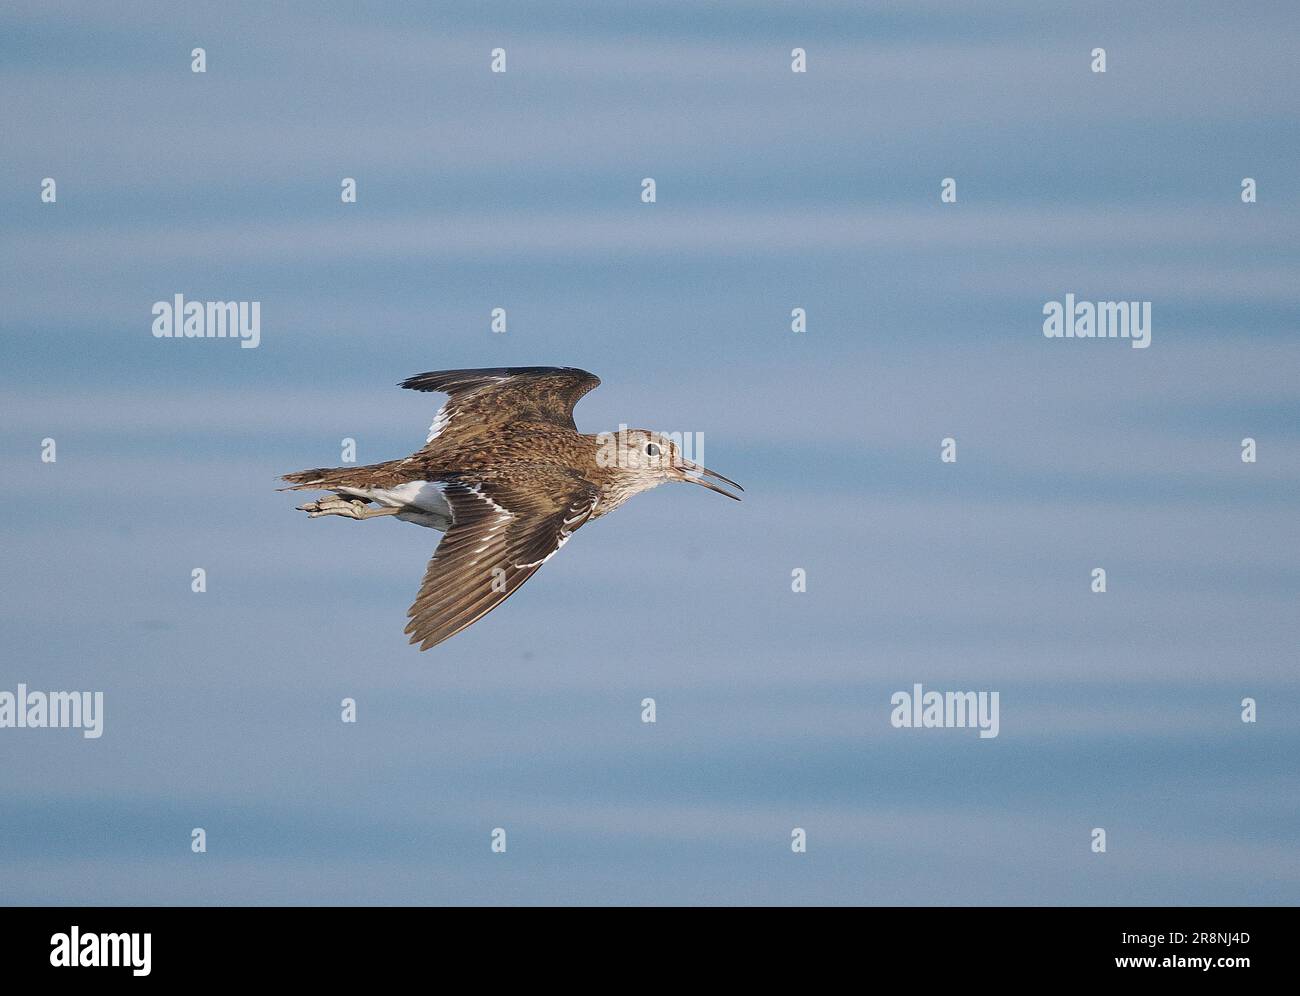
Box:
left=398, top=367, right=597, bottom=393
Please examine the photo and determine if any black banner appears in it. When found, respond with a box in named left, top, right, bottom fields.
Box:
left=0, top=906, right=1278, bottom=982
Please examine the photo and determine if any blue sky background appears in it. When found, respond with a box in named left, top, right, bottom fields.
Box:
left=1, top=0, right=1297, bottom=905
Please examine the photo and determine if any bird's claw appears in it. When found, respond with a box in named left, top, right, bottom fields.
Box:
left=297, top=495, right=369, bottom=519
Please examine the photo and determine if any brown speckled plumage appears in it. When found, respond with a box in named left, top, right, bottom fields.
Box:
left=281, top=367, right=741, bottom=651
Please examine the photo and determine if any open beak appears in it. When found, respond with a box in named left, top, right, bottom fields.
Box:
left=676, top=460, right=744, bottom=501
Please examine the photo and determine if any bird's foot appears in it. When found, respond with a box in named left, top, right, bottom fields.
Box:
left=297, top=494, right=371, bottom=519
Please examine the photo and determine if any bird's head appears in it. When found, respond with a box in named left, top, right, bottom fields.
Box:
left=601, top=428, right=743, bottom=502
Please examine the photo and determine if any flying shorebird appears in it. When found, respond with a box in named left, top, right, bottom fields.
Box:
left=280, top=366, right=742, bottom=651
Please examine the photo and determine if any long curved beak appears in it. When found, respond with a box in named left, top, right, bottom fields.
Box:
left=676, top=459, right=743, bottom=501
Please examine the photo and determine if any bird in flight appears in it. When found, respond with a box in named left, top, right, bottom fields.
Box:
left=281, top=367, right=742, bottom=651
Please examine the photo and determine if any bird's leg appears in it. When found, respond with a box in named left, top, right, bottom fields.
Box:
left=296, top=494, right=402, bottom=521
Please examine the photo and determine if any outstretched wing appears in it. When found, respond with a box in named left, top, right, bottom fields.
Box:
left=399, top=367, right=600, bottom=446
left=404, top=471, right=600, bottom=651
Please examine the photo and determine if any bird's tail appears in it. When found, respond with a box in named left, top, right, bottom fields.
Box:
left=277, top=460, right=402, bottom=491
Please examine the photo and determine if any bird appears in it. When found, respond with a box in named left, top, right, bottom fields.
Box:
left=280, top=366, right=742, bottom=651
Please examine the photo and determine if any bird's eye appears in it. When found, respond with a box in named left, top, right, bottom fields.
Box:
left=645, top=443, right=660, bottom=457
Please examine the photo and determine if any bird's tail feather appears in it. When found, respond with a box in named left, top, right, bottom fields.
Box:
left=277, top=460, right=402, bottom=491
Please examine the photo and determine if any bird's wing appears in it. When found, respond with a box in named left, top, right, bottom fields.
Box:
left=399, top=367, right=601, bottom=445
left=404, top=470, right=600, bottom=651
